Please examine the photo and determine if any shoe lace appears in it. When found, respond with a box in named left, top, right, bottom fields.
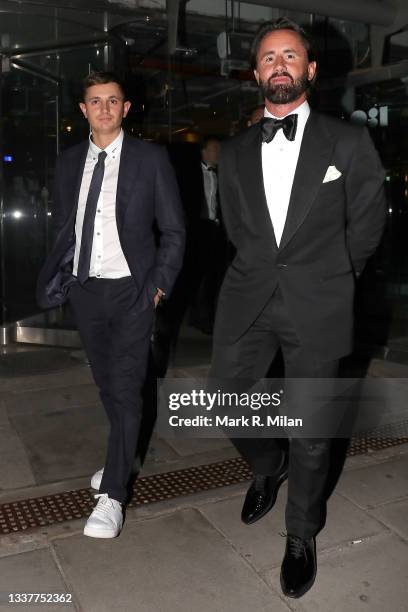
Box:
left=287, top=535, right=306, bottom=559
left=93, top=493, right=119, bottom=517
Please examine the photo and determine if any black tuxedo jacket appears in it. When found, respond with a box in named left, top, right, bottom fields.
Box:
left=37, top=133, right=185, bottom=310
left=215, top=112, right=386, bottom=360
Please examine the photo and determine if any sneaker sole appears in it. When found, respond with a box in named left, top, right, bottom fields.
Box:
left=83, top=526, right=121, bottom=539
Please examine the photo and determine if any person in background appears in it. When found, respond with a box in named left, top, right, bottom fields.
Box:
left=190, top=136, right=225, bottom=334
left=247, top=104, right=265, bottom=126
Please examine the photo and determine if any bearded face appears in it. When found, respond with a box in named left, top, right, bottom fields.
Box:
left=253, top=29, right=316, bottom=109
left=258, top=67, right=310, bottom=105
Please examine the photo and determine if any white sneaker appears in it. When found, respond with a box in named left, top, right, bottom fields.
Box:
left=83, top=494, right=123, bottom=538
left=91, top=468, right=104, bottom=490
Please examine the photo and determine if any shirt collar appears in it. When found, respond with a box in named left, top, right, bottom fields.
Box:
left=201, top=161, right=216, bottom=171
left=88, top=128, right=124, bottom=161
left=264, top=99, right=310, bottom=132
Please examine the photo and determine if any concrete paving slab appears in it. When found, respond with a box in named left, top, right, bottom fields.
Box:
left=141, top=432, right=180, bottom=465
left=0, top=424, right=36, bottom=490
left=0, top=548, right=77, bottom=611
left=164, top=435, right=233, bottom=457
left=199, top=488, right=384, bottom=572
left=0, top=367, right=94, bottom=394
left=343, top=443, right=408, bottom=472
left=5, top=384, right=100, bottom=417
left=370, top=498, right=408, bottom=540
left=9, top=404, right=108, bottom=485
left=0, top=532, right=49, bottom=560
left=53, top=508, right=288, bottom=612
left=336, top=455, right=408, bottom=509
left=265, top=532, right=408, bottom=612
left=139, top=445, right=239, bottom=476
left=368, top=442, right=408, bottom=463
left=0, top=401, right=8, bottom=426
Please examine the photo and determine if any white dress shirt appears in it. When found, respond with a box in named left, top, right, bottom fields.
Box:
left=261, top=100, right=310, bottom=246
left=201, top=162, right=218, bottom=221
left=73, top=129, right=131, bottom=279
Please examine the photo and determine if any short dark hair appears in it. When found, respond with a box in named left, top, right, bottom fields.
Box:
left=200, top=136, right=220, bottom=151
left=82, top=71, right=127, bottom=100
left=250, top=17, right=317, bottom=70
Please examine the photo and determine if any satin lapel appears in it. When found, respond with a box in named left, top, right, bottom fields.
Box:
left=237, top=126, right=278, bottom=248
left=115, top=133, right=142, bottom=235
left=279, top=113, right=335, bottom=251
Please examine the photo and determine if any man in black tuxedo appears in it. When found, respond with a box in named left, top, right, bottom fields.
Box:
left=190, top=137, right=223, bottom=334
left=37, top=72, right=185, bottom=538
left=210, top=19, right=385, bottom=597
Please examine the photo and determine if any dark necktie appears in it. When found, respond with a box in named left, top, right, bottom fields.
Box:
left=260, top=114, right=298, bottom=143
left=76, top=150, right=107, bottom=284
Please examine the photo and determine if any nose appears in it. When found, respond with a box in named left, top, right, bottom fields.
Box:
left=273, top=53, right=287, bottom=72
left=100, top=100, right=111, bottom=113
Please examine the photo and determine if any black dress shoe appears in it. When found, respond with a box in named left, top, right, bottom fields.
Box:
left=241, top=456, right=288, bottom=525
left=280, top=534, right=316, bottom=598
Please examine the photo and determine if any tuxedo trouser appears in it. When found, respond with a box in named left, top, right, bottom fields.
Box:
left=210, top=286, right=339, bottom=539
left=69, top=277, right=154, bottom=504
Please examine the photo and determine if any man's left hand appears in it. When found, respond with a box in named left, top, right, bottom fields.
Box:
left=154, top=288, right=165, bottom=308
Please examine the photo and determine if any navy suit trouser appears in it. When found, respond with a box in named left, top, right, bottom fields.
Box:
left=69, top=276, right=154, bottom=504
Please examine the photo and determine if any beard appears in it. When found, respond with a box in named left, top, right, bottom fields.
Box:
left=259, top=69, right=310, bottom=104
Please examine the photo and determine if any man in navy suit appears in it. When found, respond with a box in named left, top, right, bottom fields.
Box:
left=210, top=19, right=385, bottom=597
left=37, top=72, right=185, bottom=538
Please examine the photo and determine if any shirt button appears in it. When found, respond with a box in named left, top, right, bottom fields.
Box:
left=96, top=273, right=101, bottom=278
left=97, top=232, right=100, bottom=236
left=97, top=255, right=101, bottom=259
left=97, top=209, right=101, bottom=213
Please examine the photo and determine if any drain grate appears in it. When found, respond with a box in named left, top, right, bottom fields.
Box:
left=0, top=425, right=407, bottom=536
left=348, top=419, right=408, bottom=455
left=0, top=458, right=251, bottom=536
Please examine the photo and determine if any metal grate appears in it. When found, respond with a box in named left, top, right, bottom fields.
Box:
left=0, top=425, right=407, bottom=536
left=0, top=458, right=251, bottom=536
left=348, top=419, right=408, bottom=455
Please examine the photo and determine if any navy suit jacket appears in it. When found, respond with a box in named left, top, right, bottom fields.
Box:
left=36, top=133, right=185, bottom=310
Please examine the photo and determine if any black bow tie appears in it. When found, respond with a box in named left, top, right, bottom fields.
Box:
left=261, top=114, right=298, bottom=143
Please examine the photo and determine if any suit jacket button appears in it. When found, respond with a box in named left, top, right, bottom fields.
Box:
left=277, top=263, right=287, bottom=269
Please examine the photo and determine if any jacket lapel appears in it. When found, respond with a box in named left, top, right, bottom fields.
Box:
left=115, top=133, right=142, bottom=235
left=237, top=126, right=278, bottom=249
left=279, top=112, right=335, bottom=250
left=68, top=142, right=88, bottom=225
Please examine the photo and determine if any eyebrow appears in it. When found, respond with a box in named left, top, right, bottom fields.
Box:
left=87, top=95, right=122, bottom=101
left=261, top=47, right=298, bottom=57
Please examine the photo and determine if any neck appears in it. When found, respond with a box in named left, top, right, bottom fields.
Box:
left=91, top=128, right=121, bottom=149
left=265, top=95, right=306, bottom=118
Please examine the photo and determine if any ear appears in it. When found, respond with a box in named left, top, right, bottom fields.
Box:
left=79, top=102, right=87, bottom=119
left=307, top=61, right=317, bottom=82
left=253, top=69, right=260, bottom=85
left=123, top=100, right=131, bottom=118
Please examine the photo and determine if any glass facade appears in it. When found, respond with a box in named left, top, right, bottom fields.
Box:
left=0, top=1, right=407, bottom=357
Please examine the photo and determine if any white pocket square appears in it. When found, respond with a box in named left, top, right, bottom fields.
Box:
left=323, top=165, right=342, bottom=183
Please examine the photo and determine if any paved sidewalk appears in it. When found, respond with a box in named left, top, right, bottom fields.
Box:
left=0, top=326, right=408, bottom=611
